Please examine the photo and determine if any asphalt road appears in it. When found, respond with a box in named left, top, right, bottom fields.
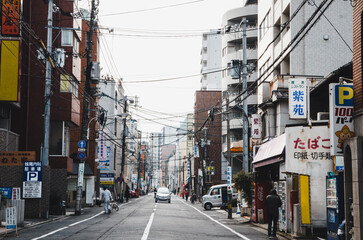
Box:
left=2, top=194, right=272, bottom=240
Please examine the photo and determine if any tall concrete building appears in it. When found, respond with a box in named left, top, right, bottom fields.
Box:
left=257, top=0, right=353, bottom=138
left=200, top=30, right=222, bottom=91
left=221, top=0, right=258, bottom=177
left=149, top=132, right=162, bottom=188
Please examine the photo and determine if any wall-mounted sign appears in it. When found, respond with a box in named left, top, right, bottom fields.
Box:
left=0, top=151, right=36, bottom=166
left=0, top=40, right=20, bottom=101
left=329, top=84, right=354, bottom=156
left=0, top=187, right=12, bottom=199
left=2, top=0, right=20, bottom=35
left=251, top=114, right=262, bottom=139
left=289, top=78, right=307, bottom=119
left=23, top=161, right=42, bottom=181
left=23, top=181, right=42, bottom=198
left=100, top=173, right=114, bottom=185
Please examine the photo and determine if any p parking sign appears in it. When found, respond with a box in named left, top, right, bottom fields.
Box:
left=24, top=161, right=42, bottom=181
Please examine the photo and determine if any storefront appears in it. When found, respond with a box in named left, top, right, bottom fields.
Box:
left=252, top=134, right=285, bottom=224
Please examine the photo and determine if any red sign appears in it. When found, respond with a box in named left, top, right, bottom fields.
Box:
left=2, top=0, right=20, bottom=35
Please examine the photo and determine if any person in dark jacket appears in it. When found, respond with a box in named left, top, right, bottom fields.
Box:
left=265, top=189, right=282, bottom=238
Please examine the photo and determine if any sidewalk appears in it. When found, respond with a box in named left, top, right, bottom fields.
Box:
left=0, top=208, right=79, bottom=237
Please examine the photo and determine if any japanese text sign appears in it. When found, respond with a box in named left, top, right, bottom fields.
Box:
left=285, top=126, right=333, bottom=175
left=0, top=151, right=36, bottom=166
left=97, top=131, right=107, bottom=160
left=289, top=78, right=307, bottom=119
left=2, top=0, right=20, bottom=35
left=329, top=84, right=354, bottom=156
left=251, top=114, right=262, bottom=139
left=23, top=161, right=42, bottom=181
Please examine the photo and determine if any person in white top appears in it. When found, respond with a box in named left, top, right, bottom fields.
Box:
left=101, top=186, right=112, bottom=214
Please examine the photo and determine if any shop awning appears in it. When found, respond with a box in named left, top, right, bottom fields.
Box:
left=252, top=134, right=285, bottom=168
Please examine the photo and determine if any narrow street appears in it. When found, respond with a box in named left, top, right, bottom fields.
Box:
left=2, top=194, right=272, bottom=240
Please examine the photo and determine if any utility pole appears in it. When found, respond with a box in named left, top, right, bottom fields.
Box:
left=41, top=0, right=54, bottom=167
left=120, top=99, right=128, bottom=203
left=75, top=0, right=97, bottom=215
left=201, top=128, right=208, bottom=195
left=226, top=99, right=232, bottom=219
left=241, top=18, right=249, bottom=172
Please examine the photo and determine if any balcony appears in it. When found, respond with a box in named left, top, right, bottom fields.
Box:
left=0, top=128, right=19, bottom=151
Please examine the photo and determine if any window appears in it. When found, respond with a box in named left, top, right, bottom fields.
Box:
left=211, top=188, right=220, bottom=196
left=259, top=11, right=270, bottom=40
left=61, top=30, right=73, bottom=46
left=73, top=36, right=79, bottom=56
left=60, top=74, right=78, bottom=97
left=49, top=121, right=69, bottom=156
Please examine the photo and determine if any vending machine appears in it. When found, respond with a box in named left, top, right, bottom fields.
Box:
left=326, top=173, right=344, bottom=240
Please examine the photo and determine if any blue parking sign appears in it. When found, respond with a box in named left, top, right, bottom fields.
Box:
left=24, top=161, right=42, bottom=181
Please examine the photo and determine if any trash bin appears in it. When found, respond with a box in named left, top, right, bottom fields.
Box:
left=258, top=209, right=264, bottom=224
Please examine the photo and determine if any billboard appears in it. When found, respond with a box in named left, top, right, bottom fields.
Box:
left=251, top=114, right=262, bottom=139
left=329, top=84, right=354, bottom=156
left=0, top=40, right=19, bottom=101
left=289, top=78, right=307, bottom=119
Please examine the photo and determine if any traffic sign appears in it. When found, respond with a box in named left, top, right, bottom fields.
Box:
left=78, top=152, right=86, bottom=159
left=78, top=148, right=86, bottom=152
left=78, top=140, right=86, bottom=148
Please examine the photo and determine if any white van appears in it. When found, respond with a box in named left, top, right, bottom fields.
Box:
left=202, top=184, right=238, bottom=210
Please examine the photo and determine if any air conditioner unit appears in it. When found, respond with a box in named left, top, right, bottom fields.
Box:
left=317, top=112, right=329, bottom=121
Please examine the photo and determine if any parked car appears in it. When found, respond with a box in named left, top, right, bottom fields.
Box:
left=202, top=184, right=238, bottom=210
left=155, top=187, right=171, bottom=203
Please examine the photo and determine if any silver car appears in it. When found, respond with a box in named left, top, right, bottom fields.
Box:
left=155, top=187, right=171, bottom=203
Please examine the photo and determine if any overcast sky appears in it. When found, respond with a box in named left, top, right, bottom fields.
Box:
left=81, top=0, right=242, bottom=134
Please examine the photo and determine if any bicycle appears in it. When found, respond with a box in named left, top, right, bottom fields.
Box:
left=110, top=202, right=119, bottom=212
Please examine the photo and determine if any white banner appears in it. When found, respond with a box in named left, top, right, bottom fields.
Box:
left=6, top=207, right=16, bottom=229
left=251, top=114, right=262, bottom=139
left=289, top=78, right=307, bottom=119
left=329, top=84, right=354, bottom=156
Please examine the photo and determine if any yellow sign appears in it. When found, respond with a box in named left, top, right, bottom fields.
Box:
left=0, top=40, right=19, bottom=101
left=100, top=181, right=114, bottom=185
left=300, top=175, right=311, bottom=225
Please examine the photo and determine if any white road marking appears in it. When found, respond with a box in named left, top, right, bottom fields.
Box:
left=141, top=204, right=157, bottom=240
left=177, top=198, right=251, bottom=240
left=31, top=201, right=134, bottom=240
left=32, top=227, right=69, bottom=240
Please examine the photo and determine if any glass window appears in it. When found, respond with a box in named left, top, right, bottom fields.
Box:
left=60, top=74, right=78, bottom=98
left=49, top=121, right=69, bottom=156
left=61, top=30, right=73, bottom=46
left=211, top=188, right=220, bottom=195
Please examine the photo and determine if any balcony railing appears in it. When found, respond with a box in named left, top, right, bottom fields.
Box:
left=0, top=128, right=19, bottom=151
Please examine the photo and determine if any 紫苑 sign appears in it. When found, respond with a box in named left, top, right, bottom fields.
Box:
left=329, top=84, right=354, bottom=156
left=289, top=78, right=307, bottom=119
left=251, top=114, right=262, bottom=139
left=0, top=151, right=36, bottom=166
left=23, top=161, right=42, bottom=181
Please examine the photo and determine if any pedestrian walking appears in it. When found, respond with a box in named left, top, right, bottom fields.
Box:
left=125, top=185, right=130, bottom=202
left=184, top=188, right=189, bottom=201
left=265, top=189, right=282, bottom=238
left=101, top=186, right=113, bottom=214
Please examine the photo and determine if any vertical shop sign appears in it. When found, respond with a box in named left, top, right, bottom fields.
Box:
left=329, top=84, right=354, bottom=156
left=2, top=0, right=20, bottom=35
left=299, top=175, right=311, bottom=225
left=251, top=114, right=262, bottom=139
left=0, top=40, right=20, bottom=101
left=289, top=78, right=307, bottom=119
